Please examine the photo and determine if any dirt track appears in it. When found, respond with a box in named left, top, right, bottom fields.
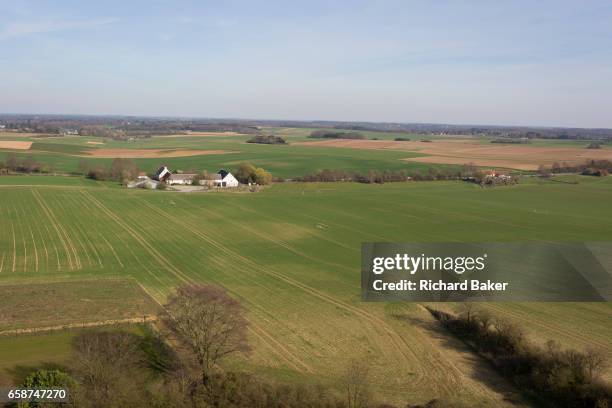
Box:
left=0, top=316, right=157, bottom=336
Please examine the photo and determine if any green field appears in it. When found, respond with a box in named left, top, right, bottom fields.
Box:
left=0, top=174, right=610, bottom=405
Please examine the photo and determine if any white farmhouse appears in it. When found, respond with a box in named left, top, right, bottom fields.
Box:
left=203, top=170, right=239, bottom=187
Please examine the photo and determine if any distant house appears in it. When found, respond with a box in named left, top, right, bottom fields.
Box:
left=167, top=173, right=197, bottom=185
left=153, top=166, right=172, bottom=182
left=202, top=170, right=239, bottom=188
left=483, top=170, right=511, bottom=180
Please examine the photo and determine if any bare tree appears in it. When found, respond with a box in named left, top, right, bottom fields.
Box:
left=458, top=303, right=475, bottom=324
left=71, top=330, right=145, bottom=407
left=342, top=359, right=371, bottom=408
left=164, top=284, right=250, bottom=385
left=584, top=347, right=608, bottom=382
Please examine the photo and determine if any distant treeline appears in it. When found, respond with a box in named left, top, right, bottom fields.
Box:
left=0, top=152, right=53, bottom=174
left=0, top=115, right=259, bottom=140
left=3, top=114, right=611, bottom=140
left=309, top=130, right=364, bottom=139
left=546, top=160, right=612, bottom=177
left=298, top=166, right=473, bottom=184
left=296, top=165, right=518, bottom=186
left=428, top=306, right=610, bottom=408
left=298, top=169, right=412, bottom=183
left=491, top=138, right=531, bottom=144
left=246, top=135, right=287, bottom=144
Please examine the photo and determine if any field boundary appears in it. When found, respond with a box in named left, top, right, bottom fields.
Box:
left=0, top=316, right=157, bottom=336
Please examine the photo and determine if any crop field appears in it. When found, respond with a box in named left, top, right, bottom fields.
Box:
left=298, top=138, right=612, bottom=170
left=0, top=174, right=611, bottom=405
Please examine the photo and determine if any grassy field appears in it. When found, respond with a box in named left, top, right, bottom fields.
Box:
left=0, top=174, right=610, bottom=405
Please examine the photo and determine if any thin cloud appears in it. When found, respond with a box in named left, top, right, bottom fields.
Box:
left=0, top=17, right=117, bottom=41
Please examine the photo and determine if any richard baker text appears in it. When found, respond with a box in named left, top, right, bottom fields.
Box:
left=362, top=242, right=612, bottom=302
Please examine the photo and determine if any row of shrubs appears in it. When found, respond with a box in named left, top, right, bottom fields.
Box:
left=491, top=138, right=531, bottom=144
left=246, top=134, right=287, bottom=144
left=309, top=130, right=364, bottom=139
left=295, top=165, right=518, bottom=186
left=297, top=169, right=412, bottom=183
left=427, top=306, right=610, bottom=407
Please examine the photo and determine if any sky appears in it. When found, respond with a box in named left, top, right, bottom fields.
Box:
left=0, top=0, right=611, bottom=128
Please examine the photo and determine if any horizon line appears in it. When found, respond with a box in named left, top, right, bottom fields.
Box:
left=0, top=111, right=611, bottom=132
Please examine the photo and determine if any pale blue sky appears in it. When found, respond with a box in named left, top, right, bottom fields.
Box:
left=1, top=1, right=611, bottom=127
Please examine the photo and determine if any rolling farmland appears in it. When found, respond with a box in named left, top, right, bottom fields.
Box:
left=1, top=175, right=611, bottom=405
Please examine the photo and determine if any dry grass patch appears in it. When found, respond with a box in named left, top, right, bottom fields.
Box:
left=0, top=141, right=33, bottom=150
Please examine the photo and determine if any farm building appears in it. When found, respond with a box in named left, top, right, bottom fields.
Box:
left=167, top=173, right=197, bottom=185
left=150, top=166, right=239, bottom=188
left=202, top=170, right=239, bottom=187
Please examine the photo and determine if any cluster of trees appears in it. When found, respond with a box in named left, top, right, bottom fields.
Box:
left=0, top=153, right=53, bottom=174
left=234, top=162, right=272, bottom=185
left=545, top=160, right=612, bottom=177
left=394, top=137, right=411, bottom=141
left=587, top=142, right=603, bottom=149
left=246, top=134, right=287, bottom=144
left=16, top=284, right=394, bottom=407
left=309, top=130, right=364, bottom=140
left=79, top=158, right=140, bottom=183
left=428, top=305, right=611, bottom=408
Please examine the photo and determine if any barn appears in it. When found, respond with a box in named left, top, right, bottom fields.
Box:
left=167, top=173, right=196, bottom=185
